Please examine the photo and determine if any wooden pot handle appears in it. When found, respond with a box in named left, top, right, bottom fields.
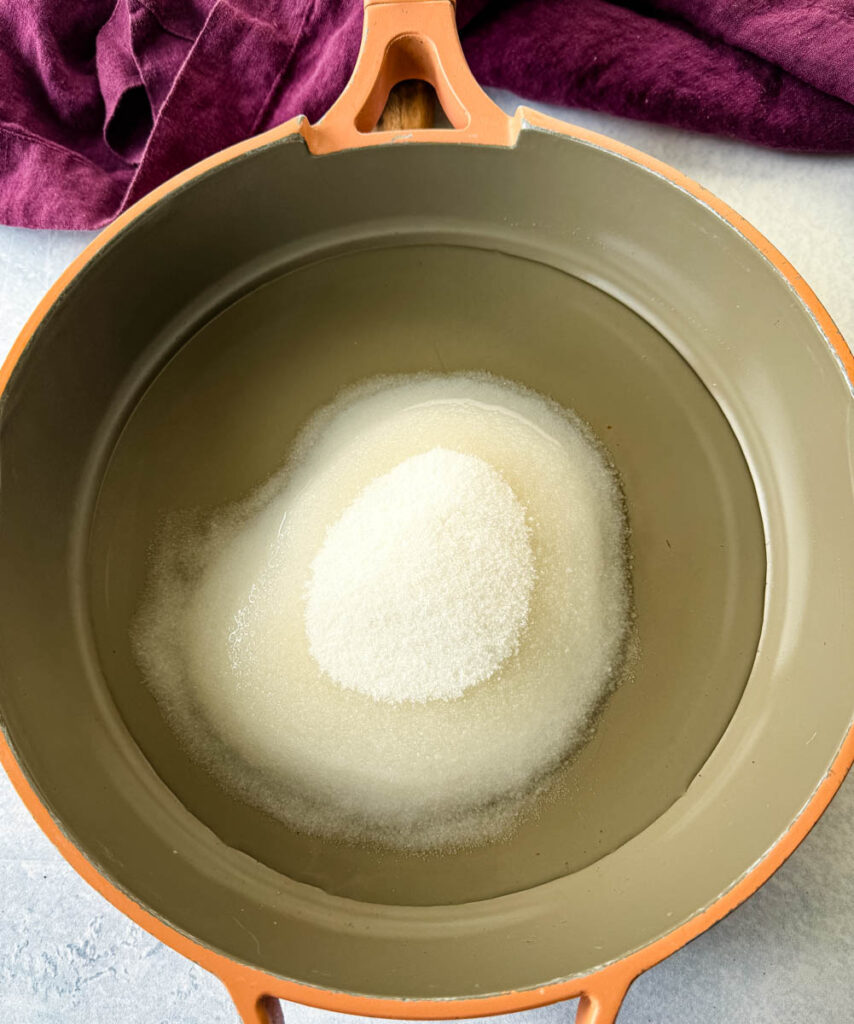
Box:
left=302, top=0, right=519, bottom=154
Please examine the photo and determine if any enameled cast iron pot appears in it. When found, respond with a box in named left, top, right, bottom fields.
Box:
left=1, top=1, right=853, bottom=1021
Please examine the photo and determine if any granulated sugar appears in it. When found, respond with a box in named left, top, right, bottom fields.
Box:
left=133, top=373, right=631, bottom=850
left=305, top=448, right=535, bottom=704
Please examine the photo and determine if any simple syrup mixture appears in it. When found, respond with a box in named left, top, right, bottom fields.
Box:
left=134, top=373, right=631, bottom=849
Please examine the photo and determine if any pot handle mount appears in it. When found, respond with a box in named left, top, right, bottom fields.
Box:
left=221, top=963, right=635, bottom=1023
left=301, top=0, right=521, bottom=154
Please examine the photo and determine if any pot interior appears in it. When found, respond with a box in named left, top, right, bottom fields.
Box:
left=89, top=242, right=765, bottom=906
left=1, top=127, right=852, bottom=998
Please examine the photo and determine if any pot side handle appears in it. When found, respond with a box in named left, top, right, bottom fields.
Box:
left=302, top=0, right=521, bottom=154
left=222, top=970, right=635, bottom=1023
left=575, top=973, right=634, bottom=1024
left=226, top=983, right=285, bottom=1024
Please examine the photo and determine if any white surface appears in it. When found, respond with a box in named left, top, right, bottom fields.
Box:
left=1, top=94, right=852, bottom=1023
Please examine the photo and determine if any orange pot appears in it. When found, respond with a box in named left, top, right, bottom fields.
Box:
left=1, top=2, right=852, bottom=1022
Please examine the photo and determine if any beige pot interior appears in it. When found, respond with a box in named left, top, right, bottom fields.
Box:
left=0, top=126, right=852, bottom=999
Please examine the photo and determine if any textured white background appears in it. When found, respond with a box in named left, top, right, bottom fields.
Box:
left=1, top=93, right=852, bottom=1023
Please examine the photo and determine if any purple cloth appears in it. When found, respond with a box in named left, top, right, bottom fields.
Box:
left=1, top=0, right=853, bottom=230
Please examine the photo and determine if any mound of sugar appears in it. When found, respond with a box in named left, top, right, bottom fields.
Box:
left=305, top=448, right=535, bottom=703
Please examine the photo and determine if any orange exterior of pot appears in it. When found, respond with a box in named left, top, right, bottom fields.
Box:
left=1, top=1, right=852, bottom=1022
